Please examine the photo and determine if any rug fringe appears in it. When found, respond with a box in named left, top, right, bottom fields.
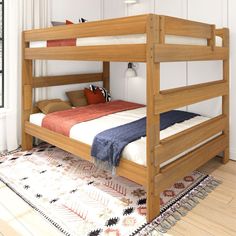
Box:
left=135, top=176, right=221, bottom=236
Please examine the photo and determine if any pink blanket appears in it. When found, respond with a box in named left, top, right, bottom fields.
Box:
left=42, top=100, right=144, bottom=136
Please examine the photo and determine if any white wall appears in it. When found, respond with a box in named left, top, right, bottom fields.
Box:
left=46, top=0, right=104, bottom=101
left=229, top=0, right=236, bottom=160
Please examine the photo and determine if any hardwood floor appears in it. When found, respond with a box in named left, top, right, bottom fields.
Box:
left=168, top=157, right=236, bottom=236
left=0, top=157, right=235, bottom=236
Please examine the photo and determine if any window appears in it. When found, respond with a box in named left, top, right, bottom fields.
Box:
left=0, top=0, right=3, bottom=107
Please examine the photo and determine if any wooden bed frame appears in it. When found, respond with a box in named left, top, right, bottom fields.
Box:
left=22, top=14, right=229, bottom=222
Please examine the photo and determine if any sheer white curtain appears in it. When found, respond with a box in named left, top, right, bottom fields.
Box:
left=0, top=0, right=51, bottom=152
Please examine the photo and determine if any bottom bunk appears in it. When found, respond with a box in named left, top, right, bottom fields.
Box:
left=24, top=100, right=225, bottom=187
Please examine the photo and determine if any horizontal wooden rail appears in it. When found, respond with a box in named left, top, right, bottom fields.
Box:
left=25, top=45, right=146, bottom=62
left=215, top=28, right=227, bottom=38
left=155, top=81, right=228, bottom=114
left=155, top=44, right=228, bottom=62
left=155, top=134, right=227, bottom=193
left=33, top=73, right=103, bottom=88
left=24, top=122, right=146, bottom=185
left=164, top=16, right=213, bottom=39
left=24, top=14, right=148, bottom=42
left=155, top=115, right=226, bottom=165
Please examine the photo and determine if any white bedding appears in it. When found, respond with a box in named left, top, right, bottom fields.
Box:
left=30, top=34, right=223, bottom=48
left=29, top=107, right=217, bottom=167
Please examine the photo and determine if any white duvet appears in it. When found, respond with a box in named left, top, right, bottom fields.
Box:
left=29, top=34, right=222, bottom=48
left=29, top=107, right=215, bottom=167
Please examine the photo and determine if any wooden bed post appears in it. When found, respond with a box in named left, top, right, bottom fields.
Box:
left=103, top=62, right=110, bottom=92
left=222, top=28, right=230, bottom=164
left=22, top=32, right=33, bottom=150
left=146, top=14, right=161, bottom=222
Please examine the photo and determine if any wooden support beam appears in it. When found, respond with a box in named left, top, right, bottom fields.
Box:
left=21, top=33, right=33, bottom=150
left=155, top=134, right=227, bottom=193
left=222, top=28, right=230, bottom=164
left=146, top=14, right=161, bottom=223
left=33, top=73, right=103, bottom=88
left=155, top=44, right=228, bottom=62
left=102, top=62, right=110, bottom=92
left=156, top=115, right=227, bottom=165
left=25, top=45, right=146, bottom=62
left=155, top=81, right=228, bottom=114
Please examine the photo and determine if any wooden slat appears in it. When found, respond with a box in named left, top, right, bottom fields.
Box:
left=155, top=134, right=228, bottom=193
left=215, top=28, right=225, bottom=38
left=155, top=81, right=228, bottom=114
left=24, top=122, right=146, bottom=186
left=155, top=44, right=228, bottom=62
left=24, top=14, right=148, bottom=42
left=156, top=115, right=227, bottom=165
left=25, top=45, right=146, bottom=62
left=32, top=73, right=103, bottom=88
left=164, top=16, right=213, bottom=39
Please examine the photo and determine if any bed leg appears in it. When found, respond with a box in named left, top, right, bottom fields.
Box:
left=222, top=147, right=229, bottom=164
left=21, top=132, right=33, bottom=151
left=146, top=183, right=160, bottom=223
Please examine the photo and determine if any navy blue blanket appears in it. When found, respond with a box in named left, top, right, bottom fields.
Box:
left=91, top=110, right=199, bottom=167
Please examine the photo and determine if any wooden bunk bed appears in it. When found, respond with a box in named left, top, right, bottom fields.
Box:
left=22, top=14, right=230, bottom=222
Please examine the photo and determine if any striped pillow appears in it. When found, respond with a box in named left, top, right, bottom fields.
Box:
left=89, top=85, right=111, bottom=102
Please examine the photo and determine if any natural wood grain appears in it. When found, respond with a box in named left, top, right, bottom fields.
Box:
left=164, top=15, right=213, bottom=39
left=156, top=115, right=227, bottom=165
left=155, top=44, right=228, bottom=62
left=21, top=34, right=33, bottom=151
left=155, top=81, right=228, bottom=113
left=21, top=14, right=230, bottom=224
left=146, top=14, right=161, bottom=222
left=33, top=73, right=103, bottom=88
left=25, top=44, right=146, bottom=62
left=24, top=121, right=146, bottom=186
left=24, top=14, right=148, bottom=42
left=102, top=62, right=110, bottom=92
left=155, top=135, right=227, bottom=193
left=222, top=28, right=230, bottom=164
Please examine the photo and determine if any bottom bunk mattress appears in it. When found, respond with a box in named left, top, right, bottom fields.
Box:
left=29, top=106, right=216, bottom=167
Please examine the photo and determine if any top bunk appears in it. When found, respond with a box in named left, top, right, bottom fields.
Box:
left=23, top=14, right=229, bottom=62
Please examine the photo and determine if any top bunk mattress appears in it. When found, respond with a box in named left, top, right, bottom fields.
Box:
left=29, top=107, right=218, bottom=167
left=30, top=34, right=223, bottom=48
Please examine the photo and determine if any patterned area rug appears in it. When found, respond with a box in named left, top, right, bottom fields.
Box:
left=0, top=144, right=220, bottom=236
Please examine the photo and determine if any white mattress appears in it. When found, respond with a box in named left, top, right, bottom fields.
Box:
left=30, top=34, right=223, bottom=48
left=29, top=107, right=216, bottom=167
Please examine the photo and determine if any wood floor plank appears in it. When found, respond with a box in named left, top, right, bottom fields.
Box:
left=170, top=219, right=214, bottom=236
left=183, top=211, right=236, bottom=236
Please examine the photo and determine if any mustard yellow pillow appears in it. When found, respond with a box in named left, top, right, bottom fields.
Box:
left=36, top=99, right=72, bottom=114
left=66, top=90, right=88, bottom=107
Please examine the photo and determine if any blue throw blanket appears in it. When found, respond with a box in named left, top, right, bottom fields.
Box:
left=91, top=110, right=199, bottom=167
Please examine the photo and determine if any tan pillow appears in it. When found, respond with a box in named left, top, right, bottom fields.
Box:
left=66, top=90, right=88, bottom=107
left=36, top=99, right=72, bottom=114
left=36, top=99, right=61, bottom=112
